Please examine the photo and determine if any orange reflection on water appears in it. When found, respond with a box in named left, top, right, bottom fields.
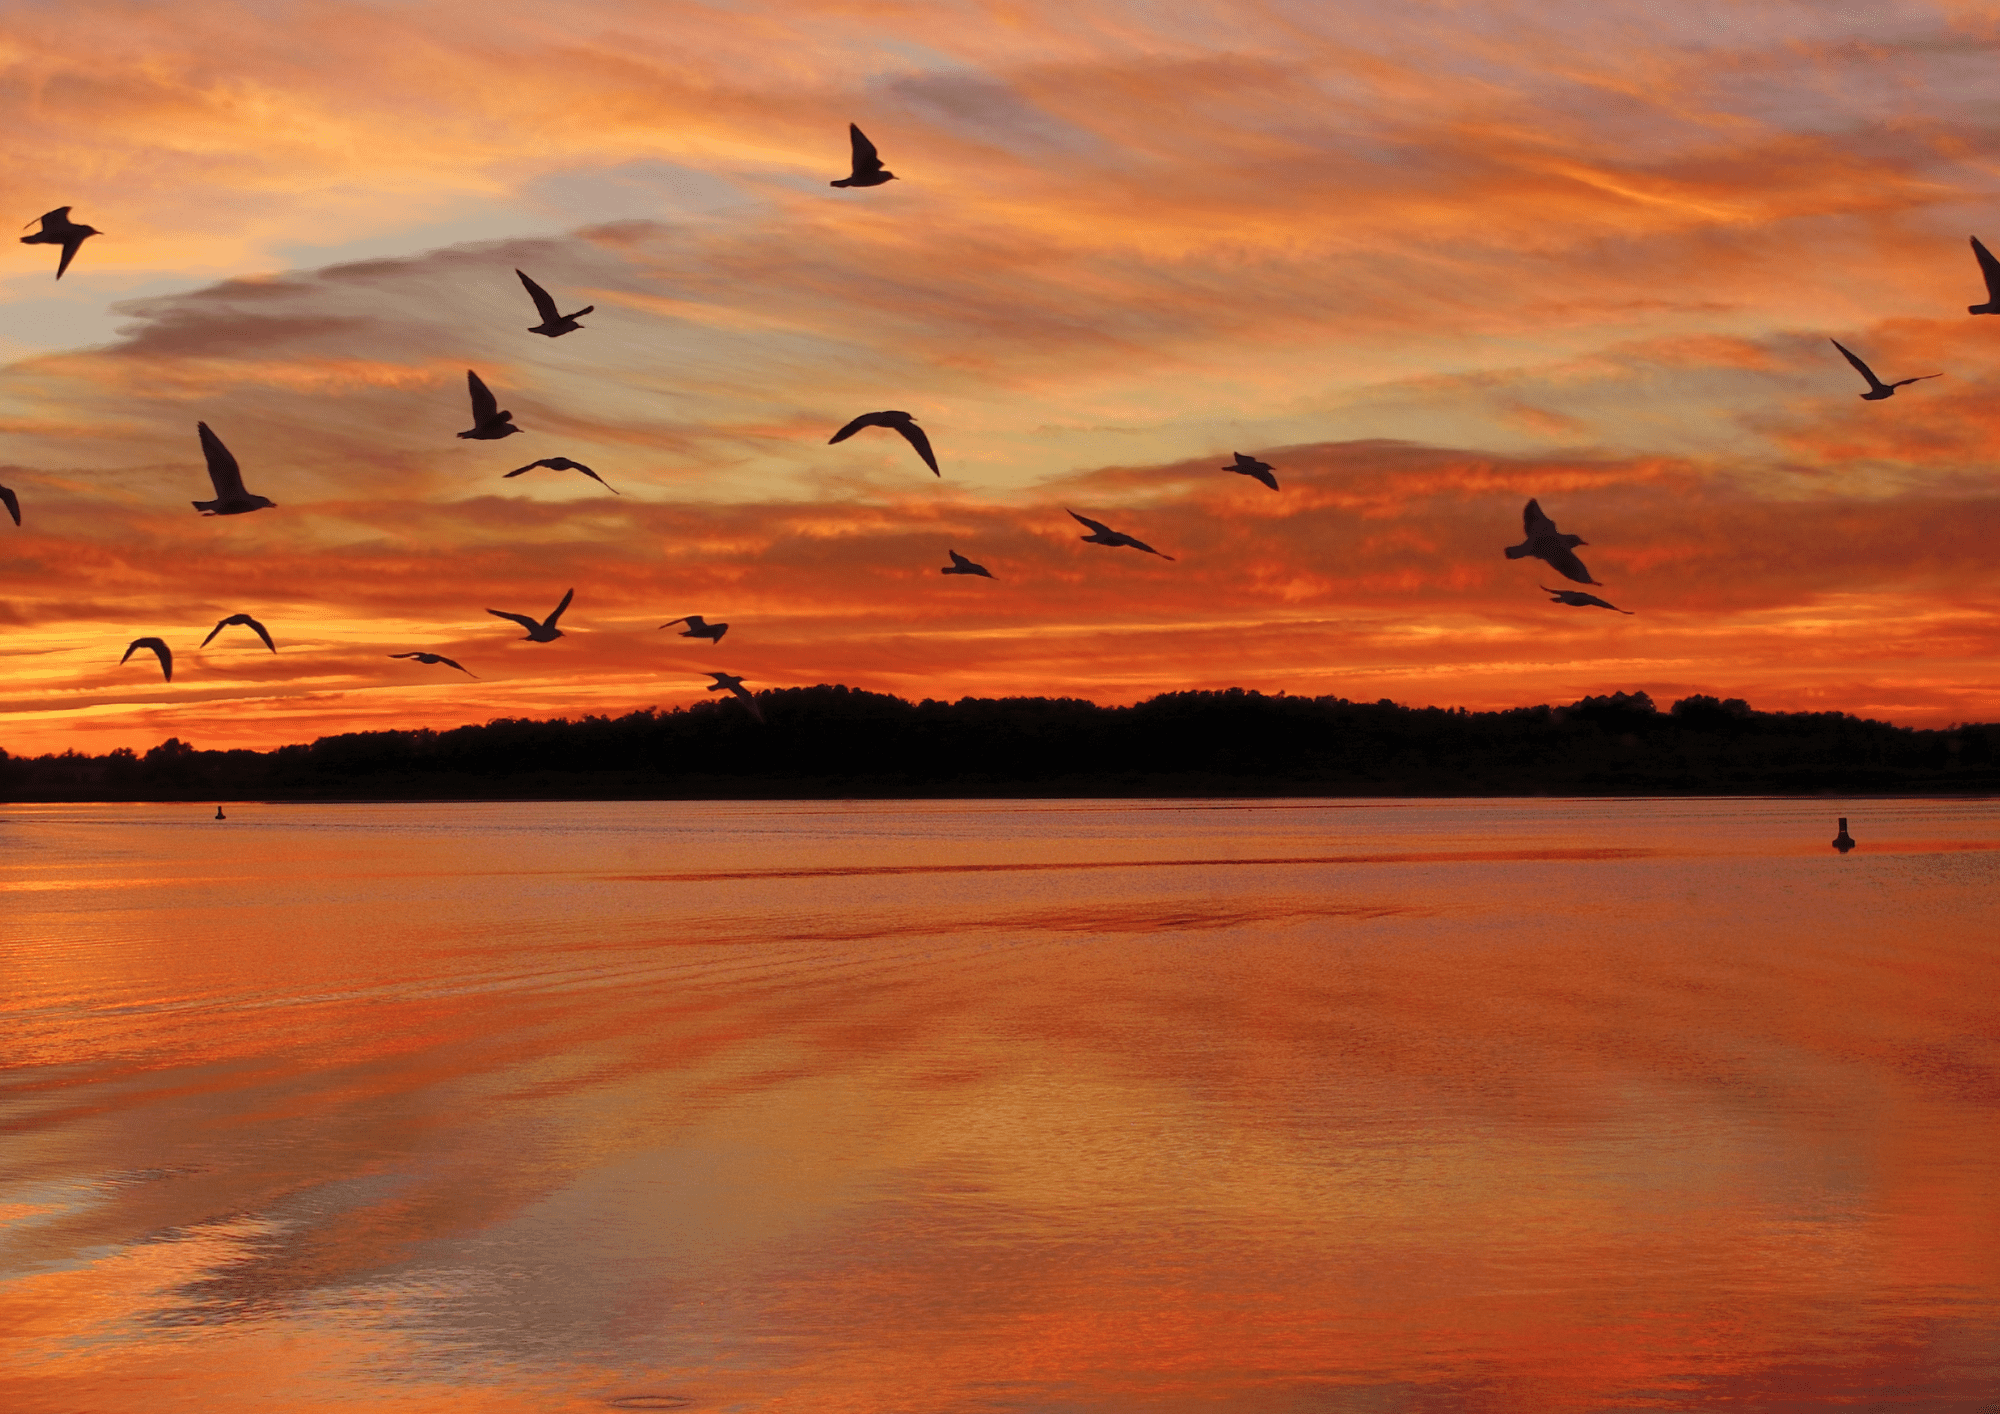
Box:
left=2, top=799, right=1996, bottom=1412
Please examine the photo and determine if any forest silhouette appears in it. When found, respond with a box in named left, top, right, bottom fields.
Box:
left=5, top=686, right=1996, bottom=801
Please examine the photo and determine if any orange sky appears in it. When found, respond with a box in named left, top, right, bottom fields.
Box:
left=4, top=0, right=2000, bottom=754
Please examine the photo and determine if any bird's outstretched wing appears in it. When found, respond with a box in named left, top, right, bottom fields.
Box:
left=238, top=615, right=276, bottom=651
left=947, top=550, right=974, bottom=570
left=55, top=233, right=87, bottom=279
left=27, top=207, right=70, bottom=232
left=199, top=618, right=228, bottom=648
left=487, top=608, right=541, bottom=630
left=516, top=269, right=560, bottom=322
left=0, top=484, right=18, bottom=526
left=569, top=462, right=618, bottom=493
left=122, top=637, right=173, bottom=681
left=1974, top=236, right=2000, bottom=300
left=1124, top=535, right=1174, bottom=560
left=433, top=655, right=476, bottom=676
left=545, top=587, right=575, bottom=628
left=1522, top=499, right=1556, bottom=539
left=660, top=617, right=690, bottom=629
left=829, top=411, right=890, bottom=444
left=1069, top=509, right=1114, bottom=536
left=468, top=370, right=499, bottom=421
left=850, top=124, right=884, bottom=177
left=1831, top=339, right=1884, bottom=390
left=504, top=459, right=550, bottom=477
left=197, top=423, right=248, bottom=498
left=1544, top=548, right=1597, bottom=585
left=893, top=421, right=939, bottom=475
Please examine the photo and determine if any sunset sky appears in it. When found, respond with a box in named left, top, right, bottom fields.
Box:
left=4, top=0, right=2000, bottom=755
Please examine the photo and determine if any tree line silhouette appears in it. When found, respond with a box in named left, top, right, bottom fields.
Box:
left=4, top=686, right=1996, bottom=801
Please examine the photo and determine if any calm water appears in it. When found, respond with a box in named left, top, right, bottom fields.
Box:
left=3, top=798, right=1997, bottom=1413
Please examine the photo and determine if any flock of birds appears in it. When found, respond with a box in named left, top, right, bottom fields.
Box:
left=16, top=129, right=2000, bottom=719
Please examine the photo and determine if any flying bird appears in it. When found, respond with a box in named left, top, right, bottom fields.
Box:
left=1, top=483, right=18, bottom=527
left=516, top=269, right=592, bottom=338
left=488, top=588, right=573, bottom=642
left=1068, top=510, right=1174, bottom=560
left=192, top=423, right=277, bottom=516
left=505, top=456, right=618, bottom=493
left=1505, top=500, right=1597, bottom=585
left=830, top=124, right=896, bottom=188
left=200, top=613, right=276, bottom=651
left=1540, top=585, right=1632, bottom=614
left=1224, top=452, right=1279, bottom=490
left=705, top=671, right=764, bottom=722
left=459, top=370, right=521, bottom=439
left=829, top=410, right=939, bottom=476
left=1831, top=339, right=1939, bottom=401
left=21, top=207, right=100, bottom=279
left=941, top=549, right=994, bottom=578
left=121, top=637, right=173, bottom=681
left=390, top=651, right=478, bottom=678
left=660, top=615, right=728, bottom=644
left=1969, top=236, right=2000, bottom=315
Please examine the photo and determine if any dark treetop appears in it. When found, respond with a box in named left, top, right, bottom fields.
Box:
left=5, top=686, right=1996, bottom=801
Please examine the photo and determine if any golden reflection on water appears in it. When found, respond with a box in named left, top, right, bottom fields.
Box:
left=2, top=798, right=1997, bottom=1412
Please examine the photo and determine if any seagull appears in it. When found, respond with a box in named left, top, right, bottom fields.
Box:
left=660, top=615, right=728, bottom=644
left=1540, top=585, right=1632, bottom=614
left=1969, top=236, right=2000, bottom=315
left=516, top=269, right=592, bottom=338
left=830, top=124, right=896, bottom=188
left=941, top=549, right=994, bottom=578
left=1, top=483, right=17, bottom=527
left=121, top=637, right=173, bottom=681
left=1831, top=339, right=1940, bottom=401
left=390, top=651, right=478, bottom=677
left=1505, top=500, right=1597, bottom=585
left=505, top=456, right=618, bottom=493
left=191, top=423, right=277, bottom=516
left=488, top=588, right=573, bottom=642
left=21, top=207, right=100, bottom=279
left=459, top=370, right=522, bottom=439
left=1068, top=510, right=1174, bottom=560
left=1224, top=452, right=1279, bottom=490
left=705, top=671, right=764, bottom=722
left=829, top=410, right=939, bottom=476
left=200, top=613, right=276, bottom=651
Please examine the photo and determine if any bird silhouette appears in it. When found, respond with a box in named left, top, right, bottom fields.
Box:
left=705, top=671, right=764, bottom=721
left=830, top=124, right=895, bottom=188
left=21, top=207, right=100, bottom=279
left=459, top=370, right=521, bottom=439
left=1068, top=510, right=1174, bottom=560
left=121, top=637, right=172, bottom=681
left=191, top=423, right=277, bottom=516
left=1, top=483, right=17, bottom=527
left=660, top=615, right=728, bottom=644
left=829, top=410, right=939, bottom=475
left=390, top=651, right=478, bottom=678
left=517, top=269, right=592, bottom=337
left=505, top=456, right=618, bottom=493
left=1831, top=339, right=1939, bottom=400
left=1969, top=236, right=2000, bottom=315
left=1540, top=585, right=1632, bottom=614
left=488, top=588, right=573, bottom=641
left=941, top=549, right=994, bottom=578
left=1224, top=452, right=1279, bottom=490
left=1505, top=500, right=1597, bottom=585
left=200, top=613, right=276, bottom=651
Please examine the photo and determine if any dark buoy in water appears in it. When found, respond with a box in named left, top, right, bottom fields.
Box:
left=215, top=806, right=226, bottom=820
left=1832, top=816, right=1855, bottom=852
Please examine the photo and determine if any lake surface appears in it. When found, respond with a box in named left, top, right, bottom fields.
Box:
left=3, top=797, right=1997, bottom=1413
